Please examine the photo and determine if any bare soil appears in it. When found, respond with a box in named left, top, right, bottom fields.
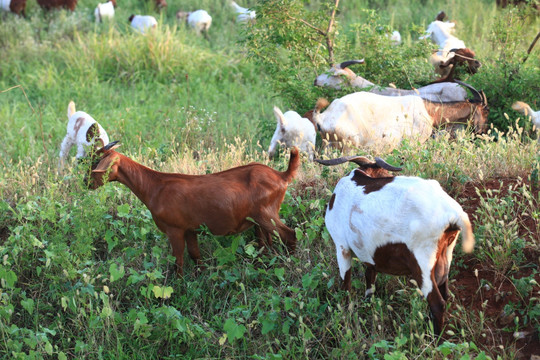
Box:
left=451, top=177, right=539, bottom=358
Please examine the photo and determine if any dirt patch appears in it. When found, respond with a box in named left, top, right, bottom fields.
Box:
left=450, top=177, right=539, bottom=358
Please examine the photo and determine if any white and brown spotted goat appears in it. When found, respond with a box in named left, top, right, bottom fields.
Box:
left=317, top=155, right=474, bottom=336
left=58, top=101, right=109, bottom=172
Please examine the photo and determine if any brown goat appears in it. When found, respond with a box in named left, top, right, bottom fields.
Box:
left=4, top=0, right=27, bottom=15
left=424, top=80, right=489, bottom=134
left=152, top=0, right=167, bottom=10
left=432, top=48, right=481, bottom=83
left=88, top=142, right=299, bottom=275
left=37, top=0, right=77, bottom=11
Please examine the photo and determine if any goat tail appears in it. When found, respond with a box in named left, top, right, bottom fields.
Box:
left=67, top=101, right=76, bottom=119
left=457, top=211, right=474, bottom=253
left=512, top=101, right=533, bottom=117
left=315, top=98, right=330, bottom=113
left=282, top=147, right=300, bottom=183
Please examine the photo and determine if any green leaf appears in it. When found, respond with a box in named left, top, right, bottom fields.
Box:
left=109, top=263, right=125, bottom=282
left=44, top=342, right=53, bottom=355
left=58, top=352, right=67, bottom=360
left=117, top=203, right=131, bottom=217
left=152, top=285, right=174, bottom=299
left=21, top=298, right=34, bottom=315
left=274, top=268, right=285, bottom=281
left=261, top=319, right=275, bottom=335
left=223, top=318, right=246, bottom=344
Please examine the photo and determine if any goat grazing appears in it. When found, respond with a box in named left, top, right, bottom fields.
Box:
left=129, top=15, right=158, bottom=34
left=58, top=101, right=109, bottom=171
left=94, top=0, right=116, bottom=22
left=231, top=0, right=255, bottom=23
left=268, top=106, right=316, bottom=160
left=420, top=13, right=481, bottom=79
left=312, top=81, right=488, bottom=150
left=314, top=60, right=469, bottom=102
left=152, top=0, right=166, bottom=10
left=176, top=10, right=212, bottom=39
left=512, top=101, right=540, bottom=135
left=316, top=155, right=474, bottom=335
left=1, top=0, right=26, bottom=15
left=312, top=93, right=435, bottom=151
left=87, top=142, right=299, bottom=275
left=37, top=0, right=77, bottom=11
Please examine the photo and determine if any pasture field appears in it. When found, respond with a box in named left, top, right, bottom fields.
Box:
left=1, top=0, right=539, bottom=358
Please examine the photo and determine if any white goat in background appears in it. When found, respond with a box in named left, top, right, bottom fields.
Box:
left=94, top=0, right=115, bottom=22
left=268, top=106, right=316, bottom=160
left=129, top=15, right=158, bottom=34
left=231, top=0, right=255, bottom=23
left=58, top=101, right=109, bottom=171
left=176, top=10, right=212, bottom=39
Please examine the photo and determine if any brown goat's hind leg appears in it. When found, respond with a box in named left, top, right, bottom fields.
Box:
left=167, top=229, right=186, bottom=276
left=185, top=231, right=204, bottom=271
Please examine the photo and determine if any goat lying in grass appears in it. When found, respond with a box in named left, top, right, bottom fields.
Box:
left=314, top=60, right=469, bottom=102
left=87, top=142, right=299, bottom=275
left=316, top=155, right=474, bottom=336
left=58, top=101, right=109, bottom=172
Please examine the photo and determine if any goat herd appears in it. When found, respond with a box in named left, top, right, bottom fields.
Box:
left=6, top=0, right=538, bottom=341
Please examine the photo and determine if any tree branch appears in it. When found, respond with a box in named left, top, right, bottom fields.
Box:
left=522, top=30, right=540, bottom=64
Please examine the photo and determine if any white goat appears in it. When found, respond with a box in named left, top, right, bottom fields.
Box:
left=176, top=10, right=212, bottom=38
left=129, top=15, right=158, bottom=34
left=231, top=0, right=255, bottom=23
left=58, top=101, right=110, bottom=171
left=389, top=30, right=402, bottom=45
left=268, top=106, right=316, bottom=160
left=420, top=17, right=480, bottom=78
left=314, top=60, right=468, bottom=102
left=312, top=93, right=433, bottom=152
left=316, top=155, right=474, bottom=335
left=94, top=0, right=115, bottom=22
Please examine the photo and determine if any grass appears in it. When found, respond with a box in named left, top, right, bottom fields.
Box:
left=1, top=0, right=539, bottom=358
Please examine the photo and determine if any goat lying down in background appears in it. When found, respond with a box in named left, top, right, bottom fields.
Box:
left=316, top=155, right=474, bottom=336
left=314, top=60, right=469, bottom=102
left=87, top=142, right=299, bottom=275
left=58, top=101, right=109, bottom=172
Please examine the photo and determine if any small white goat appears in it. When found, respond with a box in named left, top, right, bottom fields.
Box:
left=231, top=0, right=255, bottom=23
left=389, top=30, right=401, bottom=45
left=176, top=10, right=212, bottom=38
left=316, top=155, right=474, bottom=335
left=58, top=101, right=109, bottom=171
left=94, top=0, right=115, bottom=22
left=513, top=101, right=540, bottom=139
left=129, top=14, right=157, bottom=34
left=314, top=60, right=468, bottom=102
left=268, top=106, right=316, bottom=160
left=312, top=93, right=433, bottom=152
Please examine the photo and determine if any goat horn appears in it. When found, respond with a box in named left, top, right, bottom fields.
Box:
left=338, top=59, right=365, bottom=69
left=481, top=91, right=488, bottom=107
left=374, top=157, right=403, bottom=172
left=454, top=80, right=482, bottom=103
left=315, top=155, right=372, bottom=166
left=102, top=141, right=120, bottom=151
